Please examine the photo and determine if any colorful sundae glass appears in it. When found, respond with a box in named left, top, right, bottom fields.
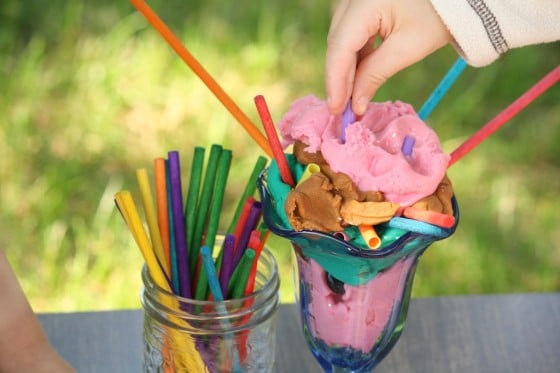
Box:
left=258, top=163, right=459, bottom=372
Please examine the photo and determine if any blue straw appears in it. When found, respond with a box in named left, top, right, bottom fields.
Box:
left=200, top=246, right=224, bottom=301
left=200, top=246, right=243, bottom=372
left=418, top=57, right=467, bottom=120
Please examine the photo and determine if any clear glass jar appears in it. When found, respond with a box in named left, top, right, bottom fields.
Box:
left=141, top=243, right=279, bottom=373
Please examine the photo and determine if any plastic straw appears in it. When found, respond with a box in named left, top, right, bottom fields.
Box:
left=115, top=191, right=169, bottom=289
left=185, top=147, right=205, bottom=255
left=116, top=190, right=206, bottom=371
left=219, top=234, right=236, bottom=295
left=129, top=0, right=273, bottom=158
left=232, top=201, right=262, bottom=269
left=136, top=168, right=169, bottom=280
left=340, top=99, right=355, bottom=143
left=401, top=136, right=416, bottom=157
left=449, top=65, right=560, bottom=167
left=195, top=150, right=232, bottom=300
left=154, top=158, right=170, bottom=271
left=358, top=224, right=381, bottom=249
left=254, top=95, right=295, bottom=187
left=244, top=230, right=263, bottom=295
left=418, top=57, right=467, bottom=120
left=227, top=156, right=268, bottom=233
left=231, top=197, right=255, bottom=248
left=190, top=145, right=223, bottom=274
left=200, top=246, right=225, bottom=301
left=296, top=163, right=321, bottom=186
left=200, top=246, right=243, bottom=372
left=166, top=161, right=180, bottom=293
left=168, top=151, right=192, bottom=298
left=227, top=248, right=256, bottom=299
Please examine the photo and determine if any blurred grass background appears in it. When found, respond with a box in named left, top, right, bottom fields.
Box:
left=1, top=0, right=558, bottom=312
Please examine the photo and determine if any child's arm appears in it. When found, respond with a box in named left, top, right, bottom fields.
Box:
left=0, top=250, right=75, bottom=372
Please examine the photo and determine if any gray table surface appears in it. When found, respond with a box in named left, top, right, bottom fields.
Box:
left=39, top=293, right=560, bottom=373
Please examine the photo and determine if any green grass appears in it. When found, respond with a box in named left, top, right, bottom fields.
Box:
left=1, top=0, right=559, bottom=312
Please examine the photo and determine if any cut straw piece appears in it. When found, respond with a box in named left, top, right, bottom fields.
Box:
left=227, top=156, right=268, bottom=233
left=296, top=163, right=321, bottom=186
left=185, top=147, right=205, bottom=252
left=129, top=0, right=272, bottom=158
left=189, top=144, right=223, bottom=275
left=254, top=95, right=295, bottom=187
left=136, top=168, right=170, bottom=280
left=358, top=224, right=381, bottom=249
left=168, top=151, right=192, bottom=299
left=418, top=57, right=467, bottom=120
left=154, top=158, right=170, bottom=272
left=194, top=149, right=232, bottom=300
left=340, top=99, right=355, bottom=143
left=449, top=65, right=560, bottom=167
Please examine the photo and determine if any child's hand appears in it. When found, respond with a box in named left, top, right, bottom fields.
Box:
left=326, top=0, right=452, bottom=115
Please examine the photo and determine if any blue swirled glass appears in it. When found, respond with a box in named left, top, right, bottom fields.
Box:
left=258, top=168, right=459, bottom=372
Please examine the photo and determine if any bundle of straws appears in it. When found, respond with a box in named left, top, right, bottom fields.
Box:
left=115, top=145, right=269, bottom=301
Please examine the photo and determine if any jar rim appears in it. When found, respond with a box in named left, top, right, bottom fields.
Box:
left=142, top=247, right=279, bottom=306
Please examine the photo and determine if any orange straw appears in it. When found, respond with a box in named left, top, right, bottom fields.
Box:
left=449, top=65, right=560, bottom=167
left=154, top=158, right=171, bottom=272
left=129, top=0, right=273, bottom=158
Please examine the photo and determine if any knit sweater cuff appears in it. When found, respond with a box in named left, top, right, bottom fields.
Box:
left=430, top=0, right=503, bottom=66
left=430, top=0, right=560, bottom=67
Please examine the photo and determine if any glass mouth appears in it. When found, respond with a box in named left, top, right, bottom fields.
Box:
left=257, top=166, right=459, bottom=285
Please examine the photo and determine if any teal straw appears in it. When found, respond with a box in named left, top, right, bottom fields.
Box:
left=418, top=57, right=467, bottom=120
left=200, top=246, right=243, bottom=373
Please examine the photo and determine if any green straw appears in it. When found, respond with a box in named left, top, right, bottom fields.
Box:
left=189, top=144, right=223, bottom=275
left=227, top=155, right=268, bottom=233
left=194, top=149, right=232, bottom=300
left=185, top=147, right=205, bottom=254
left=226, top=248, right=256, bottom=299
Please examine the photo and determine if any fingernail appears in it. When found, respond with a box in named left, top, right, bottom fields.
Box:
left=355, top=97, right=369, bottom=115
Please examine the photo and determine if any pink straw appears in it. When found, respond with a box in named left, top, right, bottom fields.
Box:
left=448, top=65, right=560, bottom=167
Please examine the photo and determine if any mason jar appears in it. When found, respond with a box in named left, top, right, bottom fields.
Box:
left=141, top=241, right=280, bottom=372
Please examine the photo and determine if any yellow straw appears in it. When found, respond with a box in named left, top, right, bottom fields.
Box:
left=115, top=191, right=169, bottom=288
left=136, top=168, right=170, bottom=280
left=115, top=190, right=206, bottom=371
left=296, top=163, right=321, bottom=186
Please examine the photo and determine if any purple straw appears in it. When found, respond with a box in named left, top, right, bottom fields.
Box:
left=168, top=151, right=192, bottom=299
left=341, top=99, right=355, bottom=143
left=218, top=234, right=236, bottom=296
left=401, top=135, right=416, bottom=157
left=231, top=201, right=262, bottom=269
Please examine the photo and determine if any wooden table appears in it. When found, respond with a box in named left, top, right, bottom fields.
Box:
left=39, top=293, right=560, bottom=372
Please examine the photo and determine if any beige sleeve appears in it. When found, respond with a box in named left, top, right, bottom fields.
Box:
left=430, top=0, right=560, bottom=66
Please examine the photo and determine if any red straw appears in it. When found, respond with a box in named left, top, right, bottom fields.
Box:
left=254, top=95, right=296, bottom=187
left=129, top=0, right=273, bottom=158
left=448, top=65, right=560, bottom=167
